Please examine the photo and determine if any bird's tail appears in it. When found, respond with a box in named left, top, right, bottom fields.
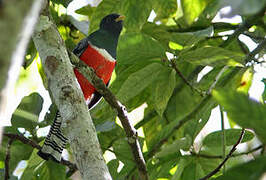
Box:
left=38, top=111, right=68, bottom=162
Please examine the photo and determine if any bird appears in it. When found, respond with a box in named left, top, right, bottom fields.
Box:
left=38, top=13, right=125, bottom=162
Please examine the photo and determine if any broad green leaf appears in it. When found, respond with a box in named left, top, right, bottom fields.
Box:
left=215, top=156, right=266, bottom=180
left=11, top=93, right=43, bottom=131
left=203, top=129, right=254, bottom=147
left=180, top=0, right=212, bottom=25
left=0, top=130, right=33, bottom=172
left=184, top=104, right=213, bottom=142
left=171, top=158, right=192, bottom=180
left=171, top=26, right=214, bottom=47
left=117, top=33, right=165, bottom=65
left=120, top=0, right=152, bottom=31
left=219, top=0, right=266, bottom=16
left=149, top=157, right=179, bottom=179
left=21, top=142, right=66, bottom=180
left=98, top=124, right=125, bottom=150
left=178, top=156, right=220, bottom=180
left=35, top=160, right=66, bottom=180
left=153, top=0, right=177, bottom=22
left=75, top=4, right=96, bottom=18
left=142, top=24, right=213, bottom=50
left=141, top=22, right=173, bottom=48
left=179, top=46, right=245, bottom=66
left=155, top=137, right=191, bottom=158
left=116, top=63, right=164, bottom=103
left=181, top=159, right=205, bottom=180
left=20, top=148, right=44, bottom=180
left=112, top=139, right=135, bottom=166
left=107, top=159, right=119, bottom=178
left=150, top=68, right=176, bottom=116
left=213, top=90, right=266, bottom=143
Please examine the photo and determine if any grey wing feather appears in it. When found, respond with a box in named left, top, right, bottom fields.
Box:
left=73, top=37, right=89, bottom=57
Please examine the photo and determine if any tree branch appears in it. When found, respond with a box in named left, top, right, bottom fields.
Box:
left=199, top=129, right=245, bottom=180
left=32, top=1, right=112, bottom=179
left=3, top=133, right=78, bottom=173
left=69, top=52, right=148, bottom=180
left=4, top=138, right=13, bottom=180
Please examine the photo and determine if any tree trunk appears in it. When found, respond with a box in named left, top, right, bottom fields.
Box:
left=32, top=1, right=112, bottom=179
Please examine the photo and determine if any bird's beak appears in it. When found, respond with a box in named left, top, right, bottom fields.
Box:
left=115, top=15, right=125, bottom=22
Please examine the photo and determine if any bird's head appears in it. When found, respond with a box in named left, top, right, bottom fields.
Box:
left=100, top=14, right=125, bottom=36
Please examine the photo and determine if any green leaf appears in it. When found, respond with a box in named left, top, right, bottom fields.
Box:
left=213, top=90, right=266, bottom=143
left=153, top=0, right=177, bottom=21
left=215, top=156, right=266, bottom=180
left=150, top=67, right=176, bottom=116
left=112, top=139, right=135, bottom=166
left=107, top=159, right=119, bottom=178
left=171, top=26, right=214, bottom=47
left=155, top=136, right=191, bottom=158
left=20, top=148, right=44, bottom=180
left=120, top=0, right=152, bottom=31
left=117, top=33, right=166, bottom=65
left=181, top=159, right=205, bottom=180
left=35, top=160, right=66, bottom=180
left=11, top=93, right=43, bottom=131
left=180, top=0, right=212, bottom=25
left=0, top=131, right=33, bottom=172
left=179, top=46, right=245, bottom=66
left=116, top=63, right=164, bottom=103
left=75, top=4, right=96, bottom=18
left=203, top=129, right=254, bottom=147
left=21, top=144, right=66, bottom=180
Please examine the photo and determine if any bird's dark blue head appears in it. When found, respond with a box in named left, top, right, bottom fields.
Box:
left=100, top=14, right=124, bottom=36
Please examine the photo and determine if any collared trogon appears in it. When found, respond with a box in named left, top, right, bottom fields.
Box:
left=38, top=14, right=124, bottom=162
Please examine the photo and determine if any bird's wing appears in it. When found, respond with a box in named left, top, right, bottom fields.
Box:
left=73, top=37, right=89, bottom=57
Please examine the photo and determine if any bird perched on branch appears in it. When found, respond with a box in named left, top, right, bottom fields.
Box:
left=38, top=13, right=125, bottom=162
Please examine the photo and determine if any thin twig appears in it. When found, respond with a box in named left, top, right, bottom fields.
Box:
left=190, top=145, right=263, bottom=159
left=220, top=106, right=226, bottom=174
left=3, top=133, right=78, bottom=174
left=245, top=39, right=266, bottom=64
left=69, top=52, right=148, bottom=180
left=4, top=139, right=13, bottom=180
left=170, top=59, right=203, bottom=96
left=199, top=129, right=245, bottom=180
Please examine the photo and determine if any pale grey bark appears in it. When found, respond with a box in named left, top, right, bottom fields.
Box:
left=0, top=0, right=43, bottom=141
left=32, top=2, right=111, bottom=179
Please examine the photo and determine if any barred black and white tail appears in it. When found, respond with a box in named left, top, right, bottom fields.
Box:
left=38, top=111, right=68, bottom=162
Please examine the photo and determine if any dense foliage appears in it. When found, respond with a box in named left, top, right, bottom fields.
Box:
left=1, top=0, right=266, bottom=179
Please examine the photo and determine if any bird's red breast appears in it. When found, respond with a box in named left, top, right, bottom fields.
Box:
left=74, top=44, right=116, bottom=102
